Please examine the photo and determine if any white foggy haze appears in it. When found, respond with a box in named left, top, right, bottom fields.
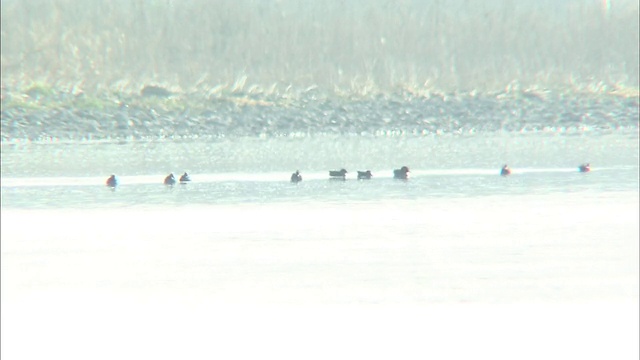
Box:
left=1, top=0, right=638, bottom=94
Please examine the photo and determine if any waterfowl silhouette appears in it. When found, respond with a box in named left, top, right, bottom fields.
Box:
left=106, top=174, right=118, bottom=187
left=357, top=170, right=373, bottom=180
left=291, top=170, right=302, bottom=183
left=329, top=168, right=348, bottom=179
left=393, top=166, right=410, bottom=180
left=179, top=172, right=191, bottom=183
left=164, top=173, right=177, bottom=186
left=578, top=163, right=591, bottom=173
left=500, top=165, right=511, bottom=176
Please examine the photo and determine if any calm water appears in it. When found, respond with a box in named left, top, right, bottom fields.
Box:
left=2, top=0, right=638, bottom=355
left=2, top=131, right=639, bottom=359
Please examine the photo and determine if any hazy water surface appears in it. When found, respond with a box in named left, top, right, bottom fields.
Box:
left=2, top=0, right=639, bottom=356
left=2, top=131, right=638, bottom=302
left=2, top=128, right=639, bottom=360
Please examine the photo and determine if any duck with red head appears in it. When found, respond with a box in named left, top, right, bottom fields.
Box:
left=164, top=173, right=177, bottom=186
left=106, top=174, right=119, bottom=188
left=393, top=166, right=410, bottom=180
left=500, top=165, right=511, bottom=176
left=578, top=163, right=591, bottom=173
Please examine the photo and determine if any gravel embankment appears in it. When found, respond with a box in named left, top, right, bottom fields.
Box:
left=1, top=92, right=638, bottom=142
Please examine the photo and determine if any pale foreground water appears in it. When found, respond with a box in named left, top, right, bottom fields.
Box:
left=1, top=132, right=639, bottom=359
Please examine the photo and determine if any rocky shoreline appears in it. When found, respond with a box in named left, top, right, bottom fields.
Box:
left=1, top=88, right=638, bottom=142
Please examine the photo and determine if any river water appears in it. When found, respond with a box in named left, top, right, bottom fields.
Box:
left=1, top=116, right=639, bottom=359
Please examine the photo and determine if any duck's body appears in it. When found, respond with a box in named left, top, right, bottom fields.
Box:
left=106, top=174, right=118, bottom=188
left=357, top=170, right=373, bottom=180
left=291, top=170, right=302, bottom=183
left=393, top=166, right=410, bottom=180
left=578, top=163, right=591, bottom=173
left=329, top=169, right=348, bottom=179
left=500, top=165, right=511, bottom=176
left=164, top=173, right=177, bottom=186
left=179, top=172, right=191, bottom=183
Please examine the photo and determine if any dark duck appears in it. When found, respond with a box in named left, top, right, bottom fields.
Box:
left=290, top=170, right=302, bottom=183
left=357, top=170, right=373, bottom=180
left=393, top=166, right=410, bottom=180
left=179, top=172, right=191, bottom=183
left=329, top=168, right=348, bottom=180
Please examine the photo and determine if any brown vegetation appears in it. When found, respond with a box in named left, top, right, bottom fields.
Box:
left=1, top=0, right=638, bottom=98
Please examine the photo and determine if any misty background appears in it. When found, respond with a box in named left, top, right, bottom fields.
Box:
left=1, top=0, right=638, bottom=96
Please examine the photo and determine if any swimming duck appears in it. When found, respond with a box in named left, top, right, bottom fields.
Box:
left=106, top=174, right=118, bottom=187
left=179, top=172, right=191, bottom=183
left=290, top=170, right=302, bottom=183
left=357, top=170, right=373, bottom=180
left=329, top=168, right=348, bottom=179
left=393, top=166, right=410, bottom=180
left=164, top=173, right=177, bottom=186
left=578, top=163, right=591, bottom=173
left=500, top=165, right=511, bottom=176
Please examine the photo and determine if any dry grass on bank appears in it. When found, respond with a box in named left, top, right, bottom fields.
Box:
left=1, top=0, right=638, bottom=99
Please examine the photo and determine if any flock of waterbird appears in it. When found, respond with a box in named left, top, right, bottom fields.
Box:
left=290, top=166, right=409, bottom=183
left=104, top=163, right=591, bottom=188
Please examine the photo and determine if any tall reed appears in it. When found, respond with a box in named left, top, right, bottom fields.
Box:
left=1, top=0, right=638, bottom=96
